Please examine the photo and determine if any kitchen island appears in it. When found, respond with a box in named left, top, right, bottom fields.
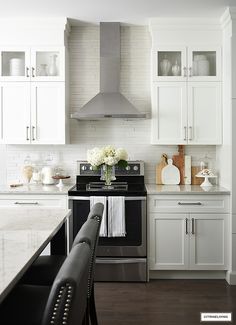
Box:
left=0, top=208, right=71, bottom=303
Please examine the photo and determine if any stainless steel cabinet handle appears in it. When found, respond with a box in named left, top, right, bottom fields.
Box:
left=178, top=202, right=202, bottom=206
left=14, top=202, right=39, bottom=205
left=26, top=67, right=30, bottom=78
left=32, top=67, right=35, bottom=77
left=26, top=126, right=30, bottom=141
left=185, top=218, right=188, bottom=235
left=189, top=67, right=192, bottom=77
left=183, top=66, right=187, bottom=77
left=32, top=126, right=36, bottom=141
left=191, top=218, right=195, bottom=235
left=184, top=126, right=187, bottom=141
left=189, top=126, right=193, bottom=141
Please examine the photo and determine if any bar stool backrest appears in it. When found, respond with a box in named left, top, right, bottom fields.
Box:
left=41, top=242, right=91, bottom=325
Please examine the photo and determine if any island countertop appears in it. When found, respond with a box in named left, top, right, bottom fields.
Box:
left=145, top=184, right=230, bottom=195
left=0, top=184, right=74, bottom=195
left=0, top=208, right=71, bottom=303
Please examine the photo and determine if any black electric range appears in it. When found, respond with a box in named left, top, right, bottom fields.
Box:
left=68, top=161, right=147, bottom=282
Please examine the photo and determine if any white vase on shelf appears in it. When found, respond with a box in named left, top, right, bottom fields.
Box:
left=48, top=54, right=58, bottom=76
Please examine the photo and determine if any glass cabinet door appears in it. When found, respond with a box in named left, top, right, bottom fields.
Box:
left=30, top=47, right=65, bottom=81
left=0, top=48, right=30, bottom=81
left=188, top=46, right=221, bottom=81
left=153, top=47, right=187, bottom=81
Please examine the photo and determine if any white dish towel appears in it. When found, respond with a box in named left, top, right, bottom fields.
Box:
left=108, top=196, right=126, bottom=237
left=90, top=196, right=107, bottom=237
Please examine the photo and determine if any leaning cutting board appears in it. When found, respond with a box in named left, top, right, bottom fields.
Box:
left=172, top=145, right=185, bottom=185
left=161, top=159, right=180, bottom=185
left=156, top=154, right=168, bottom=184
left=191, top=166, right=202, bottom=185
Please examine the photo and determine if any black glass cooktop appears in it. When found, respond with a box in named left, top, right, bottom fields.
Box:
left=68, top=176, right=147, bottom=196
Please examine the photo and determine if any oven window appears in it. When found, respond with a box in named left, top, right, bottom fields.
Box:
left=72, top=199, right=144, bottom=246
left=99, top=200, right=143, bottom=246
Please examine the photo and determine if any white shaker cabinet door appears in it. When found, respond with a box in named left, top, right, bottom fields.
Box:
left=149, top=213, right=189, bottom=270
left=151, top=82, right=188, bottom=145
left=1, top=82, right=31, bottom=144
left=31, top=82, right=66, bottom=144
left=188, top=82, right=222, bottom=145
left=189, top=214, right=228, bottom=270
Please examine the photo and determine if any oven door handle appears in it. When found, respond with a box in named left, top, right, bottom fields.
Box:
left=96, top=258, right=146, bottom=264
left=69, top=196, right=146, bottom=201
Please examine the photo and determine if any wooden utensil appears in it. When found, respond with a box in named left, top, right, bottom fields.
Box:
left=156, top=154, right=168, bottom=184
left=172, top=145, right=185, bottom=185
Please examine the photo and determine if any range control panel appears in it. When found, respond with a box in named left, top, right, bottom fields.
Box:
left=77, top=161, right=144, bottom=176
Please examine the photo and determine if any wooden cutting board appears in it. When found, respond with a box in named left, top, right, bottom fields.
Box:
left=156, top=154, right=168, bottom=184
left=172, top=145, right=185, bottom=185
left=191, top=166, right=202, bottom=185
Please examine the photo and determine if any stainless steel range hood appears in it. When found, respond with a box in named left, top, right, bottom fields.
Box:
left=71, top=22, right=147, bottom=120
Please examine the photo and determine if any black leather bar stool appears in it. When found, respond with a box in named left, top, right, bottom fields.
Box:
left=22, top=202, right=104, bottom=325
left=0, top=242, right=91, bottom=325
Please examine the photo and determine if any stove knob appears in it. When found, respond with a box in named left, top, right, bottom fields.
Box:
left=133, top=165, right=139, bottom=171
left=81, top=165, right=87, bottom=171
left=89, top=166, right=93, bottom=170
left=126, top=166, right=131, bottom=171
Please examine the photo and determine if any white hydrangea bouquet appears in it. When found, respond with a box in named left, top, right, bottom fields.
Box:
left=87, top=146, right=128, bottom=186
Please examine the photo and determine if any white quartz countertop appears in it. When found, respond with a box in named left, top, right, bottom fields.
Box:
left=145, top=184, right=230, bottom=195
left=0, top=184, right=74, bottom=195
left=0, top=208, right=71, bottom=303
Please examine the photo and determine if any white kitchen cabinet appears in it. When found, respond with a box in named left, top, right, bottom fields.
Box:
left=151, top=82, right=187, bottom=144
left=148, top=195, right=229, bottom=271
left=0, top=82, right=67, bottom=144
left=0, top=194, right=68, bottom=207
left=151, top=81, right=222, bottom=145
left=189, top=214, right=227, bottom=270
left=31, top=82, right=66, bottom=144
left=149, top=213, right=189, bottom=270
left=0, top=83, right=31, bottom=144
left=153, top=45, right=221, bottom=82
left=0, top=46, right=65, bottom=81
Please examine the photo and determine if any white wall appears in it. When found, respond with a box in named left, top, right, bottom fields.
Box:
left=3, top=26, right=216, bottom=184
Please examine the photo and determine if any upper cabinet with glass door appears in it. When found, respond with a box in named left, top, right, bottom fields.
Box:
left=188, top=46, right=221, bottom=81
left=0, top=46, right=65, bottom=81
left=153, top=46, right=187, bottom=81
left=0, top=47, right=30, bottom=81
left=153, top=45, right=221, bottom=82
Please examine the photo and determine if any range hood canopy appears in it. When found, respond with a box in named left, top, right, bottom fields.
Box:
left=71, top=22, right=147, bottom=120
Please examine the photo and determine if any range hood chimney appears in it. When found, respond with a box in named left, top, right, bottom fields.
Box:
left=71, top=22, right=147, bottom=120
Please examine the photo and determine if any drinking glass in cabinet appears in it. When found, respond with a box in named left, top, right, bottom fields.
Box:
left=192, top=51, right=216, bottom=76
left=1, top=51, right=25, bottom=76
left=158, top=51, right=181, bottom=77
left=36, top=51, right=59, bottom=77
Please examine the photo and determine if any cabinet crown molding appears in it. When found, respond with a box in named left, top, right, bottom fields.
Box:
left=0, top=17, right=70, bottom=46
left=149, top=17, right=221, bottom=32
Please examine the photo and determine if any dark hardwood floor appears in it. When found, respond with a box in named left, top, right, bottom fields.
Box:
left=95, top=280, right=236, bottom=325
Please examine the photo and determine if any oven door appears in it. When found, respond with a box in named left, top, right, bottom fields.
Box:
left=69, top=196, right=146, bottom=257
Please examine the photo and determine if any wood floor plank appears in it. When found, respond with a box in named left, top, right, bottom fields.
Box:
left=95, top=280, right=236, bottom=325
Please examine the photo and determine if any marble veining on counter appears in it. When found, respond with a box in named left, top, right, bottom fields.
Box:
left=145, top=184, right=230, bottom=195
left=0, top=208, right=71, bottom=303
left=0, top=184, right=74, bottom=195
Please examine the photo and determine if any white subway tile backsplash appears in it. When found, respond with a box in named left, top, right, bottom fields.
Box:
left=3, top=25, right=216, bottom=184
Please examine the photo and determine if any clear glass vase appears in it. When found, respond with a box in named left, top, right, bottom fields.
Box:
left=100, top=164, right=116, bottom=186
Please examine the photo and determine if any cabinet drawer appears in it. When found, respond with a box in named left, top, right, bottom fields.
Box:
left=148, top=195, right=229, bottom=213
left=0, top=195, right=67, bottom=208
